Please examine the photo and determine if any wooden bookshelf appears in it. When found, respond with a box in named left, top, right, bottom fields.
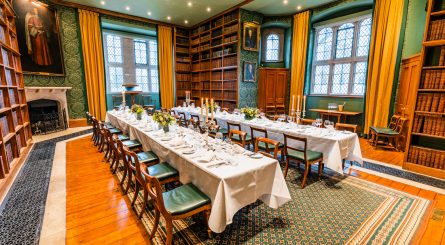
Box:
left=174, top=27, right=191, bottom=106
left=174, top=9, right=240, bottom=110
left=403, top=0, right=445, bottom=179
left=0, top=0, right=32, bottom=179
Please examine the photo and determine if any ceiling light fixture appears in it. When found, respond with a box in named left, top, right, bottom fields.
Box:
left=297, top=5, right=302, bottom=10
left=188, top=2, right=192, bottom=7
left=125, top=6, right=130, bottom=11
left=184, top=20, right=189, bottom=24
left=283, top=0, right=288, bottom=4
left=206, top=7, right=211, bottom=12
left=100, top=1, right=105, bottom=5
left=147, top=11, right=151, bottom=16
left=167, top=16, right=171, bottom=20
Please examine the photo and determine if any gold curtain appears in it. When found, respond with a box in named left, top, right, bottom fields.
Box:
left=158, top=26, right=174, bottom=109
left=364, top=0, right=404, bottom=133
left=78, top=9, right=106, bottom=120
left=289, top=11, right=310, bottom=113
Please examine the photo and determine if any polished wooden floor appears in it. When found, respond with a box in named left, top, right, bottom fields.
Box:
left=359, top=138, right=405, bottom=166
left=66, top=136, right=445, bottom=244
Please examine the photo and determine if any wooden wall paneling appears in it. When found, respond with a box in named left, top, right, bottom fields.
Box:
left=396, top=54, right=421, bottom=118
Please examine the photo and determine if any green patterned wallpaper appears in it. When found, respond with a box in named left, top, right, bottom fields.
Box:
left=238, top=9, right=263, bottom=108
left=24, top=5, right=87, bottom=119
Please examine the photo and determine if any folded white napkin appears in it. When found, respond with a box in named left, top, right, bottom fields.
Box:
left=170, top=138, right=184, bottom=147
left=233, top=144, right=245, bottom=154
left=199, top=153, right=215, bottom=163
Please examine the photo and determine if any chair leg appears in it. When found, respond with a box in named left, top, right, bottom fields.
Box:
left=112, top=155, right=120, bottom=174
left=318, top=162, right=323, bottom=180
left=150, top=209, right=160, bottom=240
left=120, top=166, right=127, bottom=186
left=165, top=219, right=173, bottom=245
left=342, top=159, right=346, bottom=169
left=284, top=158, right=289, bottom=178
left=124, top=171, right=132, bottom=194
left=131, top=182, right=139, bottom=207
left=203, top=209, right=212, bottom=238
left=138, top=188, right=148, bottom=219
left=301, top=163, right=310, bottom=189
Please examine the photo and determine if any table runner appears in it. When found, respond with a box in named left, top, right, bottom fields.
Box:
left=172, top=107, right=363, bottom=174
left=106, top=111, right=291, bottom=233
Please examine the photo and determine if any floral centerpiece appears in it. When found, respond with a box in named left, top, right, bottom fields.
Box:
left=152, top=112, right=175, bottom=133
left=131, top=104, right=144, bottom=120
left=240, top=107, right=260, bottom=120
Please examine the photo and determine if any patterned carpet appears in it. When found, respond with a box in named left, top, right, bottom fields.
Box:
left=0, top=130, right=92, bottom=245
left=118, top=164, right=432, bottom=244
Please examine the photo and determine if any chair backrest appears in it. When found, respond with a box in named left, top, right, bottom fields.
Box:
left=187, top=118, right=198, bottom=128
left=250, top=126, right=267, bottom=142
left=141, top=168, right=169, bottom=216
left=275, top=104, right=285, bottom=115
left=301, top=118, right=315, bottom=126
left=191, top=114, right=200, bottom=123
left=169, top=110, right=176, bottom=116
left=395, top=117, right=408, bottom=133
left=335, top=123, right=357, bottom=133
left=227, top=121, right=241, bottom=131
left=221, top=107, right=230, bottom=113
left=283, top=133, right=308, bottom=161
left=146, top=107, right=156, bottom=116
left=178, top=112, right=187, bottom=122
left=255, top=137, right=280, bottom=159
left=122, top=148, right=145, bottom=185
left=161, top=107, right=168, bottom=113
left=229, top=129, right=247, bottom=147
left=265, top=105, right=276, bottom=116
left=389, top=115, right=401, bottom=129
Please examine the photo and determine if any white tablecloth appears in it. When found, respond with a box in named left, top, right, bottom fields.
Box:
left=172, top=107, right=363, bottom=174
left=106, top=111, right=291, bottom=233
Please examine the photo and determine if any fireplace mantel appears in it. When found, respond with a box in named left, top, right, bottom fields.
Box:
left=25, top=87, right=72, bottom=127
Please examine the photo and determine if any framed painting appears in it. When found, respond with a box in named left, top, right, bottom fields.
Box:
left=243, top=62, right=256, bottom=82
left=12, top=0, right=65, bottom=76
left=243, top=22, right=260, bottom=52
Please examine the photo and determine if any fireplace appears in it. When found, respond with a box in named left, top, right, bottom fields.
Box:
left=25, top=87, right=72, bottom=135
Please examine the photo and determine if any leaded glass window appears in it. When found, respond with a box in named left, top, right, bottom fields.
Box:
left=265, top=34, right=279, bottom=61
left=311, top=15, right=372, bottom=96
left=106, top=35, right=122, bottom=63
left=134, top=40, right=147, bottom=64
left=109, top=67, right=123, bottom=92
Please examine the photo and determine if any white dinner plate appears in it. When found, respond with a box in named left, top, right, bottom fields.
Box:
left=160, top=137, right=172, bottom=141
left=250, top=153, right=263, bottom=159
left=182, top=149, right=195, bottom=154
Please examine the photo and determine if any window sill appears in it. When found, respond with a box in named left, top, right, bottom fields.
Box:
left=308, top=94, right=364, bottom=99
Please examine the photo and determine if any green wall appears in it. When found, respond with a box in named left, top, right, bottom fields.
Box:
left=24, top=5, right=88, bottom=119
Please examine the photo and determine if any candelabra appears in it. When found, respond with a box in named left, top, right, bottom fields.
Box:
left=296, top=109, right=301, bottom=124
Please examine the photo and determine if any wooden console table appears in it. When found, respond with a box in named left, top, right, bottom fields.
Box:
left=309, top=109, right=362, bottom=123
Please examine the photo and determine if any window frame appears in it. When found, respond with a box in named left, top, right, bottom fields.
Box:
left=310, top=14, right=372, bottom=97
left=261, top=28, right=284, bottom=63
left=265, top=33, right=280, bottom=62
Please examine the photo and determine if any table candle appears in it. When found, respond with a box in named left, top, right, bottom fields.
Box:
left=303, top=95, right=306, bottom=112
left=205, top=98, right=209, bottom=122
left=297, top=95, right=300, bottom=112
left=201, top=98, right=204, bottom=118
left=291, top=95, right=295, bottom=111
left=122, top=91, right=126, bottom=103
left=211, top=98, right=214, bottom=121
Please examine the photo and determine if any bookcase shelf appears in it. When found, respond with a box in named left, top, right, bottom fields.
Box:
left=174, top=9, right=240, bottom=110
left=404, top=0, right=445, bottom=179
left=0, top=0, right=32, bottom=179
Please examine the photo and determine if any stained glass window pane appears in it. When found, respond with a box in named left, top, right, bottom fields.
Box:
left=134, top=40, right=147, bottom=64
left=316, top=28, right=333, bottom=61
left=109, top=67, right=123, bottom=92
left=106, top=34, right=122, bottom=63
left=313, top=65, right=330, bottom=94
left=357, top=18, right=372, bottom=57
left=336, top=23, right=354, bottom=58
left=353, top=62, right=367, bottom=95
left=136, top=68, right=149, bottom=92
left=265, top=34, right=279, bottom=61
left=332, top=63, right=351, bottom=94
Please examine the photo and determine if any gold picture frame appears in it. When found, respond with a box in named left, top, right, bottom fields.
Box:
left=243, top=22, right=260, bottom=52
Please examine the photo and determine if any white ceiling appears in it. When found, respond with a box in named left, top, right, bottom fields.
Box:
left=63, top=0, right=337, bottom=26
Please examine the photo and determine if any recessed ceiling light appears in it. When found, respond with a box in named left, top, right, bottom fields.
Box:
left=297, top=5, right=302, bottom=10
left=187, top=2, right=192, bottom=7
left=125, top=6, right=130, bottom=11
left=167, top=16, right=171, bottom=20
left=184, top=20, right=189, bottom=24
left=206, top=7, right=211, bottom=12
left=283, top=0, right=288, bottom=4
left=100, top=1, right=105, bottom=5
left=147, top=11, right=151, bottom=16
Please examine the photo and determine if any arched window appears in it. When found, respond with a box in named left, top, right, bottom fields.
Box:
left=265, top=33, right=280, bottom=61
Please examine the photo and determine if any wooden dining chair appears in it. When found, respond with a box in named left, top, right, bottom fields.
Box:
left=213, top=119, right=228, bottom=136
left=275, top=104, right=285, bottom=115
left=178, top=112, right=187, bottom=127
left=301, top=118, right=316, bottom=126
left=368, top=114, right=400, bottom=144
left=254, top=137, right=281, bottom=159
left=283, top=134, right=324, bottom=188
left=123, top=148, right=179, bottom=219
left=229, top=129, right=252, bottom=149
left=141, top=170, right=211, bottom=245
left=335, top=123, right=358, bottom=133
left=250, top=126, right=283, bottom=159
left=221, top=107, right=230, bottom=113
left=191, top=114, right=200, bottom=124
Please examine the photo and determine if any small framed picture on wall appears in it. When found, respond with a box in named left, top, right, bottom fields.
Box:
left=243, top=62, right=256, bottom=82
left=243, top=22, right=260, bottom=51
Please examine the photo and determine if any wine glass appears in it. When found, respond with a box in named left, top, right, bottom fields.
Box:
left=215, top=132, right=223, bottom=140
left=287, top=115, right=293, bottom=124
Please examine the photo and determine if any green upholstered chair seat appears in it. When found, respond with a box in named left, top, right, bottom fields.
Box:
left=147, top=162, right=178, bottom=181
left=286, top=149, right=323, bottom=162
left=122, top=140, right=142, bottom=148
left=231, top=134, right=252, bottom=142
left=258, top=141, right=283, bottom=150
left=137, top=151, right=159, bottom=163
left=109, top=128, right=122, bottom=134
left=216, top=128, right=229, bottom=134
left=163, top=183, right=210, bottom=215
left=118, top=134, right=130, bottom=141
left=370, top=126, right=399, bottom=135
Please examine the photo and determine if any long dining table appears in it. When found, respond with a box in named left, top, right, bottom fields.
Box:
left=172, top=106, right=363, bottom=174
left=106, top=110, right=292, bottom=233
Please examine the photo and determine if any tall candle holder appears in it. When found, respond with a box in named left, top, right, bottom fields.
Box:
left=302, top=109, right=306, bottom=120
left=296, top=109, right=301, bottom=124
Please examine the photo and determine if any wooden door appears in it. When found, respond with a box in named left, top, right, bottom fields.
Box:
left=265, top=71, right=276, bottom=106
left=396, top=54, right=421, bottom=119
left=275, top=70, right=287, bottom=106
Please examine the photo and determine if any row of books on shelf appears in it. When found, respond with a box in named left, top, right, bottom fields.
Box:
left=428, top=19, right=445, bottom=41
left=223, top=24, right=238, bottom=35
left=176, top=56, right=190, bottom=63
left=176, top=47, right=189, bottom=53
left=176, top=63, right=190, bottom=71
left=0, top=116, right=8, bottom=137
left=412, top=115, right=445, bottom=136
left=416, top=93, right=445, bottom=112
left=408, top=146, right=445, bottom=170
left=11, top=110, right=17, bottom=128
left=5, top=142, right=13, bottom=164
left=212, top=29, right=222, bottom=38
left=176, top=29, right=188, bottom=37
left=176, top=73, right=191, bottom=81
left=176, top=37, right=188, bottom=45
left=212, top=47, right=236, bottom=57
left=224, top=12, right=238, bottom=23
left=420, top=70, right=445, bottom=89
